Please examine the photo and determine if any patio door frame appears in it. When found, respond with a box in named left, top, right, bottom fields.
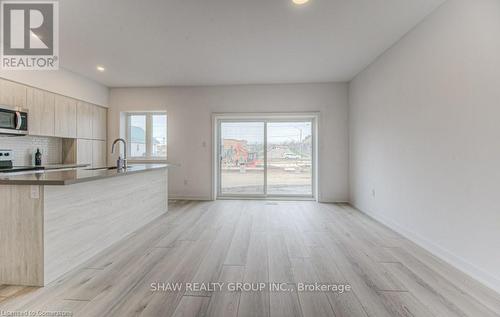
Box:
left=212, top=112, right=319, bottom=201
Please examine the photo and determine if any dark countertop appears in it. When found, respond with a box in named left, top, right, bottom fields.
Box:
left=42, top=163, right=90, bottom=170
left=0, top=164, right=171, bottom=186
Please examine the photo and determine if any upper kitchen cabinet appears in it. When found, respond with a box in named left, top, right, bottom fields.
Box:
left=26, top=88, right=55, bottom=137
left=77, top=101, right=93, bottom=139
left=92, top=140, right=107, bottom=168
left=76, top=139, right=93, bottom=165
left=54, top=95, right=77, bottom=138
left=0, top=79, right=27, bottom=108
left=92, top=106, right=107, bottom=140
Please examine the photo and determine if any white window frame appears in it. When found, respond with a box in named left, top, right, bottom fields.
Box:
left=126, top=112, right=167, bottom=161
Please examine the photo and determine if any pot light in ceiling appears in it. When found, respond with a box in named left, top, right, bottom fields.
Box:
left=96, top=65, right=106, bottom=72
left=292, top=0, right=309, bottom=5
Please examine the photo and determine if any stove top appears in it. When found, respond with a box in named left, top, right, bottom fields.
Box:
left=0, top=150, right=45, bottom=173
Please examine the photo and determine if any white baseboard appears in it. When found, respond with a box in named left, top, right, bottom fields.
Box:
left=168, top=196, right=350, bottom=203
left=352, top=203, right=500, bottom=295
left=169, top=195, right=212, bottom=201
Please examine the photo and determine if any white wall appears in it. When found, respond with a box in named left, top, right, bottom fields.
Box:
left=0, top=68, right=109, bottom=106
left=349, top=0, right=500, bottom=293
left=109, top=83, right=349, bottom=202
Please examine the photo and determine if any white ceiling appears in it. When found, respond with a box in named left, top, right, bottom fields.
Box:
left=59, top=0, right=445, bottom=87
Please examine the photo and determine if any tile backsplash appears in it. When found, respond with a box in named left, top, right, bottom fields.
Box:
left=0, top=136, right=62, bottom=166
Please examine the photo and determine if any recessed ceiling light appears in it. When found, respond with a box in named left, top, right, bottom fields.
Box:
left=96, top=65, right=105, bottom=72
left=292, top=0, right=309, bottom=5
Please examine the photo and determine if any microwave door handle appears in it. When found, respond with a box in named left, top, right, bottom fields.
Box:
left=15, top=111, right=22, bottom=129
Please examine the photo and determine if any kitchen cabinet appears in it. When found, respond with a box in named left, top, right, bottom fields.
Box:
left=76, top=139, right=93, bottom=165
left=92, top=140, right=107, bottom=168
left=92, top=106, right=107, bottom=140
left=77, top=101, right=93, bottom=139
left=0, top=79, right=27, bottom=108
left=64, top=139, right=107, bottom=168
left=54, top=95, right=77, bottom=138
left=26, top=88, right=55, bottom=136
left=0, top=79, right=108, bottom=143
left=0, top=166, right=168, bottom=286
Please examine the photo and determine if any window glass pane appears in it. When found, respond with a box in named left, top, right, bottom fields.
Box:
left=129, top=115, right=146, bottom=157
left=152, top=114, right=167, bottom=157
left=220, top=122, right=265, bottom=195
left=266, top=121, right=313, bottom=196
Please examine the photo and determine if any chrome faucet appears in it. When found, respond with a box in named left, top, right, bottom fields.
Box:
left=111, top=138, right=128, bottom=169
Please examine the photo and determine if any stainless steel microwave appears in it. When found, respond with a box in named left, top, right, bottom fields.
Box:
left=0, top=105, right=28, bottom=136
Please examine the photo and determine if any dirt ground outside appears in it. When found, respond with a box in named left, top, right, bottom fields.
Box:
left=221, top=169, right=312, bottom=195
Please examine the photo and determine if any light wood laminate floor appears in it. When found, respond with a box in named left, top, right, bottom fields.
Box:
left=0, top=200, right=499, bottom=317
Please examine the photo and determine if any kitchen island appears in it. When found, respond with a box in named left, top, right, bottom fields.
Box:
left=0, top=164, right=170, bottom=286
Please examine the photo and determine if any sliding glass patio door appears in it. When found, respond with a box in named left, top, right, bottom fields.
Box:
left=217, top=117, right=315, bottom=199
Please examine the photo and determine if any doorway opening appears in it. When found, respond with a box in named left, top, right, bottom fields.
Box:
left=213, top=114, right=318, bottom=200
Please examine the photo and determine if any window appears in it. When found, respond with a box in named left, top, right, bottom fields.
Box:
left=126, top=112, right=167, bottom=159
left=217, top=116, right=315, bottom=199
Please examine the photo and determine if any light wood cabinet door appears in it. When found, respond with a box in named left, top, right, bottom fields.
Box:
left=26, top=88, right=55, bottom=136
left=0, top=79, right=27, bottom=108
left=92, top=140, right=107, bottom=168
left=92, top=106, right=107, bottom=140
left=54, top=95, right=77, bottom=138
left=76, top=139, right=93, bottom=165
left=77, top=101, right=93, bottom=139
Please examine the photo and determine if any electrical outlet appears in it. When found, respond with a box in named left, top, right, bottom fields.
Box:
left=371, top=189, right=376, bottom=197
left=184, top=179, right=188, bottom=186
